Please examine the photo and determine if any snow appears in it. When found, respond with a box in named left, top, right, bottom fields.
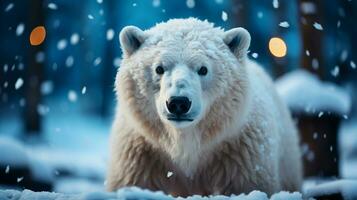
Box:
left=106, top=29, right=115, bottom=41
left=81, top=86, right=87, bottom=94
left=350, top=61, right=356, bottom=69
left=275, top=69, right=351, bottom=115
left=15, top=23, right=25, bottom=36
left=4, top=3, right=14, bottom=12
left=36, top=51, right=45, bottom=63
left=270, top=191, right=302, bottom=200
left=41, top=81, right=54, bottom=95
left=313, top=22, right=323, bottom=30
left=68, top=90, right=78, bottom=102
left=0, top=187, right=304, bottom=200
left=278, top=21, right=289, bottom=28
left=66, top=56, right=74, bottom=67
left=305, top=180, right=357, bottom=200
left=153, top=0, right=161, bottom=7
left=93, top=57, right=102, bottom=66
left=57, top=39, right=68, bottom=50
left=272, top=0, right=279, bottom=9
left=70, top=33, right=80, bottom=45
left=251, top=53, right=258, bottom=59
left=311, top=58, right=319, bottom=69
left=113, top=57, right=121, bottom=67
left=166, top=171, right=173, bottom=178
left=48, top=3, right=58, bottom=10
left=0, top=137, right=28, bottom=167
left=221, top=11, right=228, bottom=22
left=88, top=14, right=94, bottom=20
left=331, top=65, right=340, bottom=77
left=14, top=78, right=24, bottom=90
left=186, top=0, right=195, bottom=8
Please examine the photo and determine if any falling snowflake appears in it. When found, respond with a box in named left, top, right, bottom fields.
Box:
left=305, top=50, right=310, bottom=56
left=94, top=57, right=102, bottom=66
left=257, top=11, right=263, bottom=18
left=57, top=39, right=67, bottom=50
left=113, top=57, right=121, bottom=67
left=82, top=86, right=87, bottom=94
left=65, top=56, right=74, bottom=67
left=68, top=90, right=77, bottom=102
left=221, top=11, right=228, bottom=22
left=337, top=20, right=341, bottom=28
left=17, top=177, right=24, bottom=183
left=331, top=66, right=339, bottom=77
left=97, top=0, right=103, bottom=4
left=273, top=0, right=279, bottom=8
left=36, top=51, right=45, bottom=63
left=37, top=104, right=50, bottom=116
left=152, top=0, right=160, bottom=7
left=41, top=81, right=53, bottom=95
left=279, top=21, right=289, bottom=28
left=167, top=171, right=173, bottom=178
left=48, top=3, right=58, bottom=10
left=70, top=33, right=80, bottom=45
left=106, top=29, right=114, bottom=41
left=251, top=53, right=259, bottom=58
left=318, top=111, right=323, bottom=118
left=313, top=22, right=323, bottom=30
left=186, top=0, right=195, bottom=8
left=313, top=132, right=318, bottom=140
left=88, top=14, right=94, bottom=20
left=16, top=23, right=25, bottom=36
left=351, top=61, right=356, bottom=69
left=312, top=58, right=319, bottom=70
left=5, top=165, right=10, bottom=174
left=5, top=3, right=14, bottom=12
left=343, top=114, right=349, bottom=119
left=15, top=78, right=24, bottom=90
left=3, top=64, right=9, bottom=72
left=340, top=50, right=348, bottom=62
left=132, top=3, right=137, bottom=7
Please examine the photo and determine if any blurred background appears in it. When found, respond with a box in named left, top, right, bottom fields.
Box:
left=0, top=0, right=356, bottom=195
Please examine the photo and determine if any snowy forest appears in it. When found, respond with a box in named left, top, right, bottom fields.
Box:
left=0, top=0, right=356, bottom=199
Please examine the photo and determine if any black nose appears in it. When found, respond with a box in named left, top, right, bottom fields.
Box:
left=166, top=96, right=191, bottom=116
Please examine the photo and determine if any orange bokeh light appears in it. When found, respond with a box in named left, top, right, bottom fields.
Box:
left=30, top=26, right=46, bottom=46
left=269, top=37, right=287, bottom=58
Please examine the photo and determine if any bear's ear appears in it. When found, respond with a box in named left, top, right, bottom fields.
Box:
left=119, top=26, right=146, bottom=56
left=223, top=28, right=251, bottom=61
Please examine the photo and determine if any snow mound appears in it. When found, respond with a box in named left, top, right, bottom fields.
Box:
left=0, top=137, right=29, bottom=167
left=0, top=187, right=302, bottom=200
left=304, top=180, right=357, bottom=200
left=275, top=69, right=351, bottom=115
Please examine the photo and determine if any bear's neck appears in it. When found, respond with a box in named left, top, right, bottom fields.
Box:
left=163, top=126, right=204, bottom=178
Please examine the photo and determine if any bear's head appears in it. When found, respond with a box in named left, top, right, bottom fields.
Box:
left=115, top=18, right=251, bottom=173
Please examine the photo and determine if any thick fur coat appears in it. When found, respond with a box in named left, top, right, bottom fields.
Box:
left=106, top=18, right=302, bottom=197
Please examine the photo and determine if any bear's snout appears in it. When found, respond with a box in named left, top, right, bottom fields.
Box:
left=166, top=96, right=191, bottom=116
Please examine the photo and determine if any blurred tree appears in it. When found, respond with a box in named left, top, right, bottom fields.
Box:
left=299, top=0, right=324, bottom=78
left=25, top=0, right=44, bottom=134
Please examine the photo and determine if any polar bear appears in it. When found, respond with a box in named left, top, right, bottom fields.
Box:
left=107, top=18, right=302, bottom=197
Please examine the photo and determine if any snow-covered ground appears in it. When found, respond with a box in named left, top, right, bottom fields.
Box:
left=0, top=99, right=109, bottom=193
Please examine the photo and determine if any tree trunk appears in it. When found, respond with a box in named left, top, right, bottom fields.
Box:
left=25, top=0, right=44, bottom=133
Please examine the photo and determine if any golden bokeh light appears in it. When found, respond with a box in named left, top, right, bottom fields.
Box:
left=269, top=37, right=287, bottom=58
left=30, top=26, right=46, bottom=46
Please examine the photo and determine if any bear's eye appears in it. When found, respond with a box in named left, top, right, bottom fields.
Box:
left=197, top=66, right=208, bottom=76
left=155, top=66, right=164, bottom=75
